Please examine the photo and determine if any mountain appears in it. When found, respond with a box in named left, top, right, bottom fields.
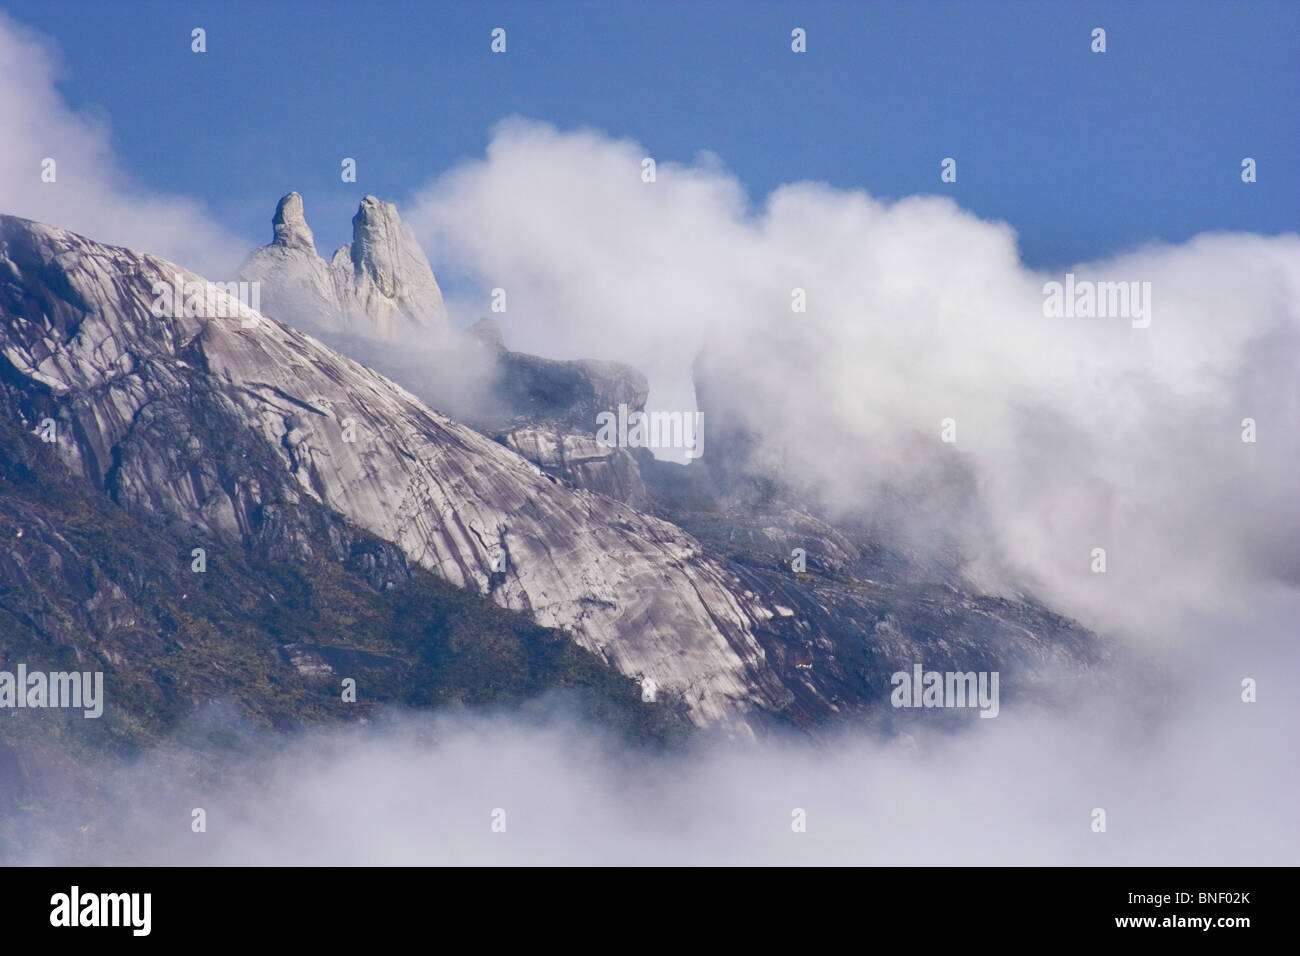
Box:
left=0, top=213, right=788, bottom=734
left=240, top=193, right=449, bottom=341
left=242, top=195, right=653, bottom=507
left=0, top=208, right=1106, bottom=755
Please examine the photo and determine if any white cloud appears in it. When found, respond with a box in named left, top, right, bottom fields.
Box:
left=0, top=13, right=245, bottom=277
left=408, top=118, right=1300, bottom=643
left=2, top=13, right=1293, bottom=646
left=17, top=613, right=1298, bottom=865
left=0, top=34, right=1290, bottom=867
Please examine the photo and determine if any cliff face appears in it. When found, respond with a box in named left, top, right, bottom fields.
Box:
left=1, top=210, right=1106, bottom=744
left=240, top=193, right=449, bottom=342
left=0, top=214, right=792, bottom=733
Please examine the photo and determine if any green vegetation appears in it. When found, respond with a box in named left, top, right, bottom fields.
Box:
left=0, top=414, right=691, bottom=775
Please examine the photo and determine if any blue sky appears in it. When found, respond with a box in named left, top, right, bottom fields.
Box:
left=4, top=0, right=1296, bottom=268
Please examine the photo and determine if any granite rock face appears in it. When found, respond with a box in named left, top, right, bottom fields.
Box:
left=1, top=211, right=1107, bottom=739
left=463, top=318, right=652, bottom=507
left=336, top=195, right=449, bottom=339
left=241, top=197, right=647, bottom=508
left=0, top=214, right=788, bottom=732
left=240, top=193, right=449, bottom=342
left=500, top=427, right=648, bottom=509
left=271, top=192, right=317, bottom=252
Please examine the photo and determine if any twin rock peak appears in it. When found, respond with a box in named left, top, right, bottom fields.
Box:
left=240, top=192, right=449, bottom=341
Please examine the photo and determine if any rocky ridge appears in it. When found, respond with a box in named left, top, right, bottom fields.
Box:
left=1, top=207, right=1106, bottom=740
left=240, top=193, right=449, bottom=342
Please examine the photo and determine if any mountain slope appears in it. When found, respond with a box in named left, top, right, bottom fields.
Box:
left=1, top=211, right=1107, bottom=740
left=0, top=409, right=689, bottom=750
left=0, top=213, right=791, bottom=731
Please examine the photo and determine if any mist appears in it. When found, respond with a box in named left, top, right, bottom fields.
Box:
left=6, top=600, right=1294, bottom=866
left=0, top=14, right=247, bottom=278
left=3, top=15, right=1296, bottom=868
left=407, top=118, right=1300, bottom=645
left=7, top=18, right=1295, bottom=651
